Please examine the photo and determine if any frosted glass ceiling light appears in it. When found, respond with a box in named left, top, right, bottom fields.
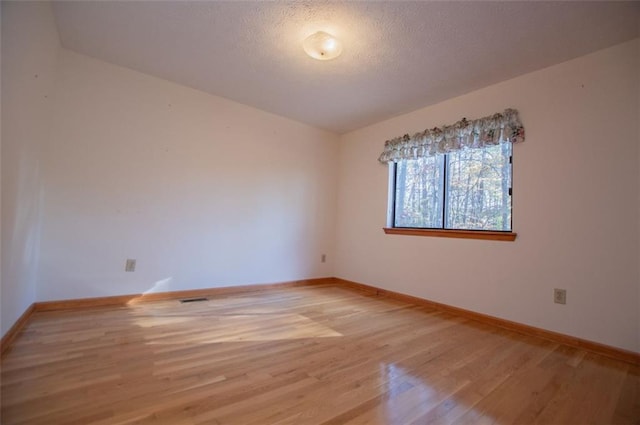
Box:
left=303, top=31, right=343, bottom=60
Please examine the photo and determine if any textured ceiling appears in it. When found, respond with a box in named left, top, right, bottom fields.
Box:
left=52, top=1, right=639, bottom=134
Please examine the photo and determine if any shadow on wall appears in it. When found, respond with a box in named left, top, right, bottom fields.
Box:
left=1, top=152, right=44, bottom=334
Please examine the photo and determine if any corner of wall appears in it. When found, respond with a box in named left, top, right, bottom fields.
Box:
left=1, top=0, right=61, bottom=336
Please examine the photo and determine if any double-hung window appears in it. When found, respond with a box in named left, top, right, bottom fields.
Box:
left=379, top=109, right=524, bottom=240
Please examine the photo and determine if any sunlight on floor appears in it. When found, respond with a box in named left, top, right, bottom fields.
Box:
left=123, top=279, right=344, bottom=343
left=134, top=311, right=342, bottom=343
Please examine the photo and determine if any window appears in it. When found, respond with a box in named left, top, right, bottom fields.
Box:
left=391, top=143, right=512, bottom=232
left=379, top=109, right=523, bottom=240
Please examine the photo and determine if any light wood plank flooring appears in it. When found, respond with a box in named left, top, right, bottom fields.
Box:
left=1, top=284, right=638, bottom=424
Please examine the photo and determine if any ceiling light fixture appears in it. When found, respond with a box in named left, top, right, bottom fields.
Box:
left=303, top=31, right=343, bottom=61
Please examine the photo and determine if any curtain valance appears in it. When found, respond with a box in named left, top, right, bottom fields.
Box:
left=378, top=108, right=525, bottom=163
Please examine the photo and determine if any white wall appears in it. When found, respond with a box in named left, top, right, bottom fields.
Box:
left=335, top=39, right=640, bottom=352
left=1, top=2, right=59, bottom=336
left=37, top=49, right=339, bottom=301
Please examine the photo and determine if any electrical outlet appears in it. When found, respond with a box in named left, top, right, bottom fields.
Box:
left=554, top=288, right=566, bottom=304
left=321, top=254, right=326, bottom=263
left=125, top=259, right=136, bottom=272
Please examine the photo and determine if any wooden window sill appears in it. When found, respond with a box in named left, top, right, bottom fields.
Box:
left=383, top=227, right=517, bottom=241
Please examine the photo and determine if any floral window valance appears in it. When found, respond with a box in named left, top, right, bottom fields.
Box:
left=378, top=108, right=525, bottom=163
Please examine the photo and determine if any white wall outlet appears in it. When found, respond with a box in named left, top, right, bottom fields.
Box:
left=554, top=288, right=566, bottom=304
left=321, top=254, right=326, bottom=263
left=125, top=259, right=136, bottom=272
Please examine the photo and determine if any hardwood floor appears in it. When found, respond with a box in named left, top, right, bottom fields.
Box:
left=1, top=284, right=638, bottom=424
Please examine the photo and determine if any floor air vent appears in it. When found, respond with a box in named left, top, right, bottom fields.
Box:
left=179, top=297, right=208, bottom=303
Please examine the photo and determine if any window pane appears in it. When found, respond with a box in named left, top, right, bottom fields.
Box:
left=445, top=144, right=512, bottom=231
left=394, top=156, right=444, bottom=228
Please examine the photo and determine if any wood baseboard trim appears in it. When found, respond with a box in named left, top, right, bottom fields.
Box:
left=1, top=303, right=36, bottom=355
left=335, top=278, right=640, bottom=365
left=6, top=277, right=636, bottom=365
left=33, top=278, right=332, bottom=312
left=2, top=278, right=333, bottom=355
